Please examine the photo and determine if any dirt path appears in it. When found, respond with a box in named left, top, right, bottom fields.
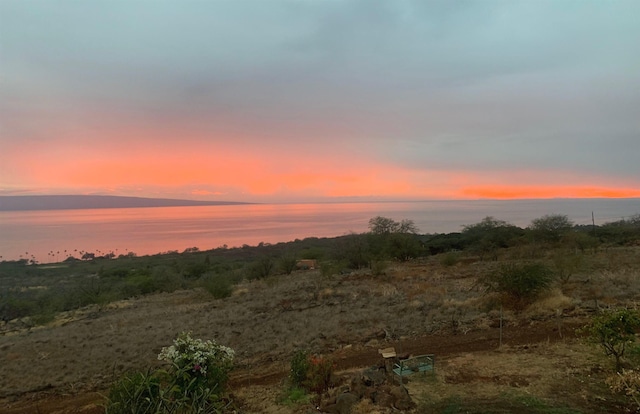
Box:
left=1, top=319, right=579, bottom=413
left=232, top=318, right=580, bottom=388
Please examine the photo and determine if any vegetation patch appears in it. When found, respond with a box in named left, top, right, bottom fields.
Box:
left=105, top=332, right=235, bottom=414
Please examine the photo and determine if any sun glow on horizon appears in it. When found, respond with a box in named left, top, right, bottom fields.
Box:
left=460, top=185, right=640, bottom=200
left=2, top=129, right=639, bottom=202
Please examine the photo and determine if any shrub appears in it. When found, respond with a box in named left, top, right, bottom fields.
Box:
left=581, top=308, right=640, bottom=372
left=320, top=261, right=339, bottom=278
left=105, top=332, right=235, bottom=413
left=552, top=251, right=584, bottom=284
left=105, top=370, right=161, bottom=414
left=184, top=262, right=209, bottom=279
left=305, top=355, right=334, bottom=394
left=371, top=259, right=389, bottom=276
left=336, top=233, right=371, bottom=269
left=462, top=216, right=524, bottom=256
left=248, top=256, right=274, bottom=279
left=289, top=350, right=310, bottom=388
left=123, top=274, right=159, bottom=297
left=529, top=214, right=573, bottom=243
left=288, top=350, right=334, bottom=395
left=440, top=252, right=460, bottom=267
left=387, top=233, right=423, bottom=261
left=279, top=254, right=298, bottom=275
left=482, top=263, right=554, bottom=310
left=201, top=273, right=234, bottom=299
left=607, top=369, right=640, bottom=411
left=158, top=332, right=235, bottom=392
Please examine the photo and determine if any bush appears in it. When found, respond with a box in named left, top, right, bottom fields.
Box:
left=305, top=355, right=334, bottom=394
left=440, top=252, right=460, bottom=267
left=123, top=274, right=159, bottom=297
left=387, top=233, right=422, bottom=261
left=248, top=256, right=274, bottom=279
left=422, top=232, right=465, bottom=255
left=201, top=273, right=234, bottom=299
left=106, top=332, right=234, bottom=413
left=581, top=308, right=640, bottom=372
left=336, top=233, right=371, bottom=269
left=482, top=263, right=554, bottom=310
left=462, top=216, right=524, bottom=256
left=529, top=214, right=573, bottom=243
left=607, top=369, right=640, bottom=411
left=105, top=370, right=161, bottom=414
left=158, top=332, right=235, bottom=392
left=279, top=254, right=298, bottom=275
left=552, top=251, right=584, bottom=284
left=289, top=350, right=310, bottom=388
left=320, top=261, right=339, bottom=278
left=370, top=259, right=389, bottom=276
left=288, top=350, right=334, bottom=395
left=184, top=262, right=209, bottom=279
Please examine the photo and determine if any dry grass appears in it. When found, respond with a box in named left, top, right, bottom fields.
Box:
left=408, top=340, right=618, bottom=413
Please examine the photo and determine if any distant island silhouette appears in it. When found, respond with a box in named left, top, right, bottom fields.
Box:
left=0, top=195, right=252, bottom=211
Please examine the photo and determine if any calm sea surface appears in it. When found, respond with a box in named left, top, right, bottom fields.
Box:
left=1, top=199, right=638, bottom=263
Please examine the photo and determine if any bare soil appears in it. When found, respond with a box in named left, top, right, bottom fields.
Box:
left=1, top=251, right=639, bottom=413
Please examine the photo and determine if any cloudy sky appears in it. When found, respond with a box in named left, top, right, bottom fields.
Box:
left=1, top=0, right=639, bottom=202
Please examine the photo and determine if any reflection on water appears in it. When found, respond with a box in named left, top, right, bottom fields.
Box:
left=1, top=199, right=638, bottom=263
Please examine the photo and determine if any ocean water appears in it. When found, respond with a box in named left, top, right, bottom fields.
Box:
left=1, top=199, right=638, bottom=263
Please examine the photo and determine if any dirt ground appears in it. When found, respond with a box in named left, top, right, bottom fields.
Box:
left=1, top=252, right=638, bottom=413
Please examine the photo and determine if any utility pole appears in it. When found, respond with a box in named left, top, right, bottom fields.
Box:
left=499, top=304, right=503, bottom=349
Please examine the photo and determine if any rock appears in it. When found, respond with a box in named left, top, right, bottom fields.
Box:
left=365, top=338, right=380, bottom=347
left=361, top=366, right=386, bottom=386
left=336, top=392, right=360, bottom=414
left=320, top=404, right=339, bottom=414
left=373, top=390, right=394, bottom=408
left=390, top=385, right=415, bottom=410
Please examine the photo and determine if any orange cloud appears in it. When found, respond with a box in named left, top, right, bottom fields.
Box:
left=191, top=190, right=225, bottom=196
left=4, top=119, right=638, bottom=202
left=460, top=185, right=640, bottom=199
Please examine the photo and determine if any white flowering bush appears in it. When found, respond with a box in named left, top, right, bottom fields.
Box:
left=158, top=332, right=235, bottom=392
left=106, top=332, right=235, bottom=413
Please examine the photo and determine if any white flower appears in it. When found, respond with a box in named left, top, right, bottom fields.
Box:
left=158, top=332, right=235, bottom=379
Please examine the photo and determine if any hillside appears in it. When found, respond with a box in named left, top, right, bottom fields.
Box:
left=2, top=244, right=640, bottom=413
left=0, top=195, right=251, bottom=211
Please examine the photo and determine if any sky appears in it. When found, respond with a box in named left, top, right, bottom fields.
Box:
left=1, top=0, right=639, bottom=203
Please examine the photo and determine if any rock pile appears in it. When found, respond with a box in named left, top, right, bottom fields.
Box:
left=319, top=366, right=415, bottom=413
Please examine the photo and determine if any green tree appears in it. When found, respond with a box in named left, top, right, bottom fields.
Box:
left=336, top=233, right=370, bottom=269
left=367, top=217, right=421, bottom=262
left=529, top=214, right=574, bottom=243
left=599, top=214, right=640, bottom=246
left=582, top=308, right=640, bottom=372
left=368, top=216, right=399, bottom=234
left=368, top=216, right=418, bottom=235
left=398, top=219, right=419, bottom=234
left=462, top=216, right=524, bottom=258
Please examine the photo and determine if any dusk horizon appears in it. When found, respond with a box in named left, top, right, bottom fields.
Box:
left=2, top=194, right=640, bottom=211
left=2, top=1, right=639, bottom=202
